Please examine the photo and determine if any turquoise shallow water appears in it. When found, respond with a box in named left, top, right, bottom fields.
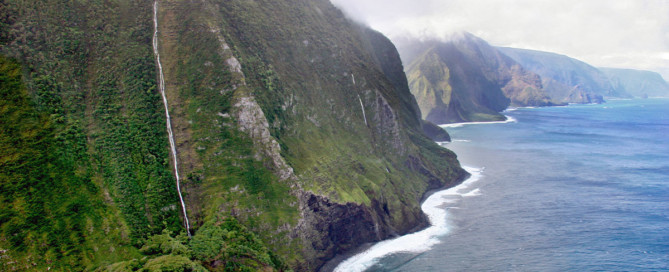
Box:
left=367, top=98, right=669, bottom=271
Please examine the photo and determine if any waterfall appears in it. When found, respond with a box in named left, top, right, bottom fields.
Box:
left=358, top=94, right=368, bottom=126
left=152, top=0, right=191, bottom=237
left=352, top=74, right=368, bottom=126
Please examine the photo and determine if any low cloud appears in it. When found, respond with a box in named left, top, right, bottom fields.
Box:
left=330, top=0, right=669, bottom=80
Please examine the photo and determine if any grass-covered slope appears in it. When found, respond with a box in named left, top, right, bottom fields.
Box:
left=2, top=0, right=465, bottom=270
left=600, top=68, right=669, bottom=98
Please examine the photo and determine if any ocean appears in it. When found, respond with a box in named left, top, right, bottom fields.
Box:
left=335, top=98, right=669, bottom=271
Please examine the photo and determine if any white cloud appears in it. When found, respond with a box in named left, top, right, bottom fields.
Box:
left=330, top=0, right=669, bottom=80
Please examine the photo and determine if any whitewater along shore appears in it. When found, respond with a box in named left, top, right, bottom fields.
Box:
left=320, top=166, right=481, bottom=272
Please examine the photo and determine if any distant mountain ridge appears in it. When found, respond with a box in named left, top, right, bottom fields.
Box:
left=497, top=47, right=613, bottom=103
left=397, top=33, right=555, bottom=124
left=398, top=32, right=666, bottom=124
left=600, top=67, right=669, bottom=98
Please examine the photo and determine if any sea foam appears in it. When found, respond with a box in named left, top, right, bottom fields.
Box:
left=440, top=115, right=517, bottom=128
left=333, top=166, right=484, bottom=272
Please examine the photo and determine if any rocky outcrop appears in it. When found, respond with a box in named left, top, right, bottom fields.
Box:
left=232, top=95, right=295, bottom=181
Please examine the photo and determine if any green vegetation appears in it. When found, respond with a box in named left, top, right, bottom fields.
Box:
left=0, top=0, right=186, bottom=269
left=2, top=0, right=183, bottom=238
left=0, top=55, right=140, bottom=270
left=155, top=0, right=300, bottom=260
left=189, top=217, right=287, bottom=271
left=1, top=0, right=295, bottom=268
left=2, top=0, right=465, bottom=270
left=99, top=217, right=286, bottom=272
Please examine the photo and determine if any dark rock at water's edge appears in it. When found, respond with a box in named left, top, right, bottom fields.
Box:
left=317, top=167, right=470, bottom=272
left=299, top=192, right=426, bottom=271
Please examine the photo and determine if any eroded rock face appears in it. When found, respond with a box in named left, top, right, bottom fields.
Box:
left=210, top=18, right=295, bottom=182
left=372, top=89, right=406, bottom=154
left=232, top=95, right=295, bottom=181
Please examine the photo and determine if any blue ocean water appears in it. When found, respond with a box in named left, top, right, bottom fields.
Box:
left=367, top=99, right=669, bottom=271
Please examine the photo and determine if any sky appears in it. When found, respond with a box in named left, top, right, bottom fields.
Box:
left=330, top=0, right=669, bottom=80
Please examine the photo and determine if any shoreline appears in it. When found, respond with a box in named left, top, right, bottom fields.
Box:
left=419, top=170, right=471, bottom=204
left=326, top=113, right=518, bottom=271
left=318, top=169, right=470, bottom=272
left=331, top=166, right=484, bottom=272
left=439, top=115, right=517, bottom=128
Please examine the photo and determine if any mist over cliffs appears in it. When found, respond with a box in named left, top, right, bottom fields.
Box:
left=396, top=33, right=554, bottom=124
left=397, top=32, right=668, bottom=124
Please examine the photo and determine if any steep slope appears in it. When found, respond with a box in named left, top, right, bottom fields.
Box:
left=1, top=0, right=465, bottom=270
left=0, top=55, right=144, bottom=271
left=357, top=28, right=452, bottom=141
left=1, top=1, right=186, bottom=269
left=155, top=0, right=465, bottom=269
left=400, top=33, right=550, bottom=124
left=498, top=47, right=614, bottom=103
left=406, top=43, right=508, bottom=123
left=600, top=68, right=669, bottom=98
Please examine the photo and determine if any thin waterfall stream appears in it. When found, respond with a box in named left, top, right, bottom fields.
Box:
left=352, top=74, right=368, bottom=126
left=152, top=0, right=191, bottom=237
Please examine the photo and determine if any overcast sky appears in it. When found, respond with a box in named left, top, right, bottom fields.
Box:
left=330, top=0, right=669, bottom=80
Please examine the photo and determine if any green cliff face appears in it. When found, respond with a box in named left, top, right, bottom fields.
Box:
left=600, top=68, right=669, bottom=98
left=400, top=33, right=550, bottom=124
left=1, top=1, right=183, bottom=269
left=1, top=0, right=464, bottom=271
left=497, top=47, right=614, bottom=103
